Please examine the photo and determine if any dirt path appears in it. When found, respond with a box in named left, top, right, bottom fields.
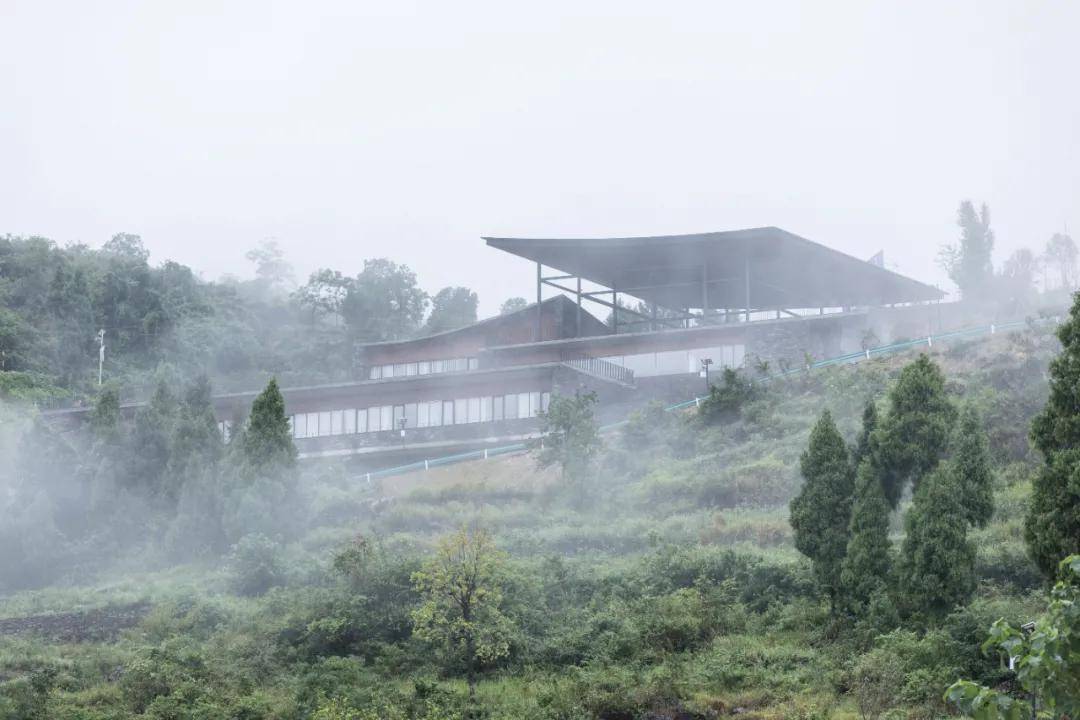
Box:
left=0, top=601, right=150, bottom=642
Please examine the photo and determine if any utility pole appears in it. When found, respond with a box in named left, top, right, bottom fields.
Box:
left=97, top=329, right=105, bottom=386
left=700, top=358, right=713, bottom=393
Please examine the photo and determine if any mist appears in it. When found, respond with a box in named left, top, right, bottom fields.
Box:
left=3, top=1, right=1079, bottom=313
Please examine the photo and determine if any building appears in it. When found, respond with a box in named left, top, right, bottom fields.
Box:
left=48, top=227, right=945, bottom=469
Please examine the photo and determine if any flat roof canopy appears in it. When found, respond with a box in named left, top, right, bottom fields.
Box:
left=486, top=227, right=944, bottom=310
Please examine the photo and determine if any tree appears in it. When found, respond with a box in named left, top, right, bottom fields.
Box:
left=294, top=268, right=353, bottom=318
left=101, top=233, right=150, bottom=263
left=424, top=287, right=478, bottom=335
left=873, top=354, right=956, bottom=508
left=947, top=555, right=1080, bottom=719
left=851, top=400, right=878, bottom=469
left=840, top=460, right=893, bottom=617
left=1043, top=232, right=1077, bottom=290
left=240, top=378, right=296, bottom=473
left=950, top=405, right=994, bottom=528
left=535, top=391, right=601, bottom=488
left=340, top=259, right=428, bottom=342
left=998, top=248, right=1038, bottom=310
left=789, top=409, right=855, bottom=612
left=499, top=297, right=528, bottom=315
left=411, top=527, right=512, bottom=705
left=245, top=240, right=294, bottom=288
left=938, top=201, right=995, bottom=301
left=1027, top=294, right=1080, bottom=578
left=898, top=464, right=975, bottom=619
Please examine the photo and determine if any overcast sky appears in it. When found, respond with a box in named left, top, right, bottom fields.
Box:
left=3, top=1, right=1077, bottom=315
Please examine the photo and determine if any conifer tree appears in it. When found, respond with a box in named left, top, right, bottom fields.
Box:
left=851, top=400, right=877, bottom=469
left=898, top=464, right=975, bottom=618
left=950, top=404, right=994, bottom=528
left=790, top=409, right=855, bottom=611
left=1027, top=295, right=1080, bottom=577
left=241, top=378, right=296, bottom=473
left=840, top=460, right=892, bottom=616
left=874, top=354, right=956, bottom=508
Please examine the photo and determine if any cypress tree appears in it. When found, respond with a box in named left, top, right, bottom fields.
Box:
left=874, top=354, right=956, bottom=508
left=241, top=378, right=296, bottom=473
left=950, top=404, right=994, bottom=528
left=898, top=464, right=975, bottom=618
left=840, top=460, right=892, bottom=616
left=851, top=400, right=877, bottom=469
left=1026, top=295, right=1080, bottom=578
left=790, top=409, right=855, bottom=612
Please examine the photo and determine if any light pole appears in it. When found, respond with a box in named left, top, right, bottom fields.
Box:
left=700, top=358, right=713, bottom=393
left=97, top=329, right=106, bottom=386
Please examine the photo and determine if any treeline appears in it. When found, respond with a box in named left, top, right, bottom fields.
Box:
left=0, top=235, right=502, bottom=402
left=0, top=376, right=301, bottom=592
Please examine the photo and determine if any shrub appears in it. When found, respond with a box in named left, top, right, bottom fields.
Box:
left=227, top=533, right=283, bottom=596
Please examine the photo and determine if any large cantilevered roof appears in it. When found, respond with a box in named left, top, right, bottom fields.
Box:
left=485, top=227, right=944, bottom=310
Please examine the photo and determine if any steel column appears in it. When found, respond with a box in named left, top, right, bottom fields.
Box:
left=535, top=261, right=542, bottom=341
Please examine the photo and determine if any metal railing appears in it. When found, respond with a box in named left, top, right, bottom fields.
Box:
left=560, top=356, right=636, bottom=386
left=355, top=316, right=1054, bottom=484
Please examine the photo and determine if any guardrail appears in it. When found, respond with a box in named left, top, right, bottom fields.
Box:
left=560, top=355, right=636, bottom=386
left=357, top=316, right=1052, bottom=484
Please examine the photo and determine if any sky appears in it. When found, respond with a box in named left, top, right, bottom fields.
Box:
left=2, top=1, right=1078, bottom=315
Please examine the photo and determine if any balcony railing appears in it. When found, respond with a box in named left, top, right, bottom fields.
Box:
left=560, top=355, right=635, bottom=386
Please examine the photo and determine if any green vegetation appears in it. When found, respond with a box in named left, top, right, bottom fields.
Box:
left=6, top=227, right=1080, bottom=718
left=789, top=410, right=854, bottom=614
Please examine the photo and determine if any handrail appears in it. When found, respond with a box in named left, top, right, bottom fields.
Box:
left=354, top=316, right=1056, bottom=483
left=560, top=356, right=636, bottom=385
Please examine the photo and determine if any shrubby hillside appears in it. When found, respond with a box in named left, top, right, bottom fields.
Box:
left=0, top=314, right=1065, bottom=719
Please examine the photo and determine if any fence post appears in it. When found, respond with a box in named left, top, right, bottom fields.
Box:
left=865, top=348, right=871, bottom=359
left=484, top=449, right=489, bottom=460
left=424, top=460, right=429, bottom=471
left=365, top=473, right=371, bottom=484
left=927, top=335, right=933, bottom=348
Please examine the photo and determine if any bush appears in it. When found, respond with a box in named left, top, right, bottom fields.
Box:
left=227, top=533, right=283, bottom=596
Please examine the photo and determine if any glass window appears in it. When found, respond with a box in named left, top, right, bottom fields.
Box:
left=405, top=403, right=418, bottom=428
left=330, top=410, right=343, bottom=435
left=504, top=394, right=518, bottom=419
left=443, top=400, right=454, bottom=425
left=381, top=364, right=393, bottom=379
left=306, top=412, right=319, bottom=437
left=344, top=409, right=356, bottom=434
left=454, top=398, right=468, bottom=425
left=365, top=407, right=377, bottom=433
left=289, top=415, right=298, bottom=439
left=493, top=395, right=504, bottom=421
left=368, top=366, right=381, bottom=380
left=357, top=408, right=368, bottom=434
left=518, top=393, right=530, bottom=419
left=429, top=400, right=443, bottom=427
left=541, top=392, right=551, bottom=413
left=406, top=362, right=418, bottom=376
left=393, top=363, right=406, bottom=378
left=467, top=397, right=481, bottom=424
left=380, top=405, right=393, bottom=431
left=480, top=396, right=493, bottom=422
left=431, top=359, right=444, bottom=374
left=468, top=357, right=479, bottom=370
left=393, top=405, right=405, bottom=428
left=418, top=361, right=431, bottom=375
left=530, top=392, right=541, bottom=417
left=418, top=402, right=430, bottom=428
left=319, top=411, right=332, bottom=436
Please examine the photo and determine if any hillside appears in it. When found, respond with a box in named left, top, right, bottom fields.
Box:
left=0, top=321, right=1062, bottom=719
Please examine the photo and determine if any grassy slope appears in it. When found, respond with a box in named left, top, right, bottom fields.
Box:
left=0, top=325, right=1059, bottom=719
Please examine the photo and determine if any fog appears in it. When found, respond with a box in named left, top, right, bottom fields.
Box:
left=3, top=1, right=1078, bottom=313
